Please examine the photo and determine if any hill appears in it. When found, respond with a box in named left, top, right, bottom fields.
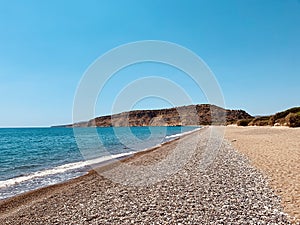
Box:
left=57, top=104, right=253, bottom=127
left=237, top=107, right=300, bottom=127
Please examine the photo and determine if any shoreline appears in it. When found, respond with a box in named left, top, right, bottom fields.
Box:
left=0, top=127, right=203, bottom=212
left=0, top=126, right=293, bottom=224
left=0, top=126, right=202, bottom=201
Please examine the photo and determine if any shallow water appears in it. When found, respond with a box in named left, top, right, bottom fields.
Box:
left=0, top=126, right=199, bottom=199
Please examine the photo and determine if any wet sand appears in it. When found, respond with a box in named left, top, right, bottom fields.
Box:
left=225, top=126, right=300, bottom=223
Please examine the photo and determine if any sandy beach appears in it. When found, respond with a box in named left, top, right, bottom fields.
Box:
left=0, top=127, right=296, bottom=224
left=225, top=126, right=300, bottom=223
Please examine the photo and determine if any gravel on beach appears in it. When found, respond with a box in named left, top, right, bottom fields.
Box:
left=225, top=126, right=300, bottom=224
left=0, top=127, right=292, bottom=224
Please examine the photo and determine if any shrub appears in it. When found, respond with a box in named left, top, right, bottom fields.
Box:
left=237, top=119, right=252, bottom=126
left=248, top=116, right=270, bottom=126
left=273, top=107, right=300, bottom=120
left=268, top=116, right=275, bottom=126
left=285, top=113, right=300, bottom=127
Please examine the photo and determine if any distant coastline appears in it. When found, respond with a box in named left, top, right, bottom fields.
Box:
left=54, top=104, right=252, bottom=128
left=54, top=104, right=300, bottom=128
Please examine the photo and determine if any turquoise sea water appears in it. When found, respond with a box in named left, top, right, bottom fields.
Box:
left=0, top=126, right=199, bottom=199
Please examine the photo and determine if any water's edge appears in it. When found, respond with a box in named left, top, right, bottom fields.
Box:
left=0, top=127, right=202, bottom=200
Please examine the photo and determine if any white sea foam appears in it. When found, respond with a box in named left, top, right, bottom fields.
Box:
left=137, top=127, right=202, bottom=153
left=0, top=151, right=134, bottom=189
left=163, top=127, right=202, bottom=141
left=0, top=127, right=201, bottom=190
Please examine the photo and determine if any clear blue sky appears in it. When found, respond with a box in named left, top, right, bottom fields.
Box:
left=0, top=0, right=299, bottom=127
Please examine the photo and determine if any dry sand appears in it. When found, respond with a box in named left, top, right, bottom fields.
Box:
left=0, top=127, right=291, bottom=224
left=225, top=126, right=300, bottom=223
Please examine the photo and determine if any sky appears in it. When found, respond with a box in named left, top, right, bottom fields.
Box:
left=0, top=0, right=299, bottom=127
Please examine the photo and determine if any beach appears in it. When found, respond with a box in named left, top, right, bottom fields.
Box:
left=225, top=126, right=300, bottom=223
left=0, top=126, right=297, bottom=224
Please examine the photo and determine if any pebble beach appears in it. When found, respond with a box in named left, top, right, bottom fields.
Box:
left=0, top=127, right=297, bottom=224
left=225, top=126, right=300, bottom=224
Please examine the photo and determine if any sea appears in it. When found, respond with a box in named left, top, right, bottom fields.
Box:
left=0, top=126, right=200, bottom=200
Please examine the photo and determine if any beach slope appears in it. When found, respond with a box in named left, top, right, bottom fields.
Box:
left=0, top=127, right=290, bottom=224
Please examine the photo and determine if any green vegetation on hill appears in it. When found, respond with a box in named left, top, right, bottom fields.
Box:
left=249, top=116, right=271, bottom=126
left=236, top=119, right=253, bottom=126
left=237, top=107, right=300, bottom=128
